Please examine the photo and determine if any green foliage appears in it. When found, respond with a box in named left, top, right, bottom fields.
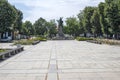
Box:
left=14, top=37, right=47, bottom=45
left=0, top=0, right=119, bottom=39
left=0, top=0, right=17, bottom=33
left=46, top=19, right=57, bottom=37
left=0, top=0, right=23, bottom=41
left=76, top=1, right=120, bottom=39
left=13, top=7, right=23, bottom=33
left=65, top=16, right=80, bottom=36
left=77, top=10, right=85, bottom=34
left=33, top=37, right=47, bottom=41
left=22, top=21, right=34, bottom=35
left=104, top=0, right=120, bottom=38
left=76, top=37, right=93, bottom=41
left=14, top=39, right=34, bottom=45
left=83, top=7, right=96, bottom=33
left=91, top=9, right=102, bottom=37
left=98, top=2, right=108, bottom=35
left=34, top=17, right=47, bottom=35
left=63, top=26, right=69, bottom=34
left=94, top=38, right=120, bottom=45
left=0, top=49, right=5, bottom=53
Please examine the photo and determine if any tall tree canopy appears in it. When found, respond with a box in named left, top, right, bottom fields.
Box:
left=105, top=0, right=120, bottom=38
left=65, top=16, right=79, bottom=36
left=34, top=18, right=47, bottom=35
left=82, top=7, right=96, bottom=34
left=91, top=9, right=102, bottom=37
left=46, top=19, right=57, bottom=37
left=22, top=21, right=34, bottom=36
left=77, top=10, right=85, bottom=34
left=0, top=0, right=17, bottom=33
left=76, top=0, right=120, bottom=39
left=13, top=6, right=23, bottom=34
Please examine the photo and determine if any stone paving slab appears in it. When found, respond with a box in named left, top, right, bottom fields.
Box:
left=0, top=40, right=120, bottom=80
left=0, top=42, right=51, bottom=80
left=56, top=41, right=120, bottom=80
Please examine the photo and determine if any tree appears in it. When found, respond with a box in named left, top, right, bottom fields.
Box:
left=83, top=7, right=96, bottom=34
left=65, top=16, right=79, bottom=36
left=63, top=25, right=69, bottom=34
left=10, top=6, right=23, bottom=39
left=22, top=21, right=34, bottom=36
left=77, top=10, right=85, bottom=35
left=46, top=19, right=57, bottom=38
left=91, top=9, right=102, bottom=37
left=105, top=0, right=120, bottom=39
left=0, top=0, right=17, bottom=33
left=34, top=17, right=47, bottom=35
left=13, top=6, right=23, bottom=34
left=98, top=2, right=111, bottom=38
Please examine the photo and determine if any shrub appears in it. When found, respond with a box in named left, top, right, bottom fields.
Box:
left=76, top=37, right=93, bottom=41
left=94, top=39, right=120, bottom=45
left=0, top=49, right=5, bottom=53
left=14, top=37, right=47, bottom=45
left=14, top=39, right=34, bottom=45
left=33, top=37, right=47, bottom=41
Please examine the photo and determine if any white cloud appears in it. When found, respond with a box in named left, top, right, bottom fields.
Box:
left=8, top=0, right=105, bottom=23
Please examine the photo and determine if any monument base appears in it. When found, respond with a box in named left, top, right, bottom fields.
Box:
left=52, top=34, right=74, bottom=40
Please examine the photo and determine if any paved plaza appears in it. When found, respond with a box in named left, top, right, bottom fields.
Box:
left=0, top=40, right=120, bottom=80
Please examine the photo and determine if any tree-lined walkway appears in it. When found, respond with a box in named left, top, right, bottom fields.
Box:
left=0, top=40, right=120, bottom=80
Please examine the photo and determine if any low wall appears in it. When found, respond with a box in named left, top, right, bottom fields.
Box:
left=0, top=47, right=24, bottom=60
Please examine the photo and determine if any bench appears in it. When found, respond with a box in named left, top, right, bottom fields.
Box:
left=32, top=41, right=40, bottom=45
left=0, top=47, right=24, bottom=60
left=87, top=40, right=102, bottom=44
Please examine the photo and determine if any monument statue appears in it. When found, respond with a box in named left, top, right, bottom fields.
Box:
left=54, top=17, right=73, bottom=40
left=57, top=17, right=64, bottom=37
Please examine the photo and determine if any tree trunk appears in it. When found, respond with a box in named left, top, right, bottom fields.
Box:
left=12, top=31, right=15, bottom=40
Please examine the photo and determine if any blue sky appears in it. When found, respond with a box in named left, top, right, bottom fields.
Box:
left=8, top=0, right=104, bottom=23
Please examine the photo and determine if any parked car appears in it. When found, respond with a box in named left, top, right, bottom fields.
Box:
left=0, top=37, right=12, bottom=42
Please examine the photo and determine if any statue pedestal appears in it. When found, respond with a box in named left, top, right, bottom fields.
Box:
left=53, top=34, right=74, bottom=40
left=58, top=25, right=64, bottom=37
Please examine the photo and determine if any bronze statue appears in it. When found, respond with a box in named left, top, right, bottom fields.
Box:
left=57, top=17, right=64, bottom=37
left=58, top=17, right=63, bottom=28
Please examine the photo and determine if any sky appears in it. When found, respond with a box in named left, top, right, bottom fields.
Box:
left=8, top=0, right=105, bottom=23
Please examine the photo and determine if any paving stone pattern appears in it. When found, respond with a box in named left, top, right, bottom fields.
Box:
left=0, top=40, right=120, bottom=80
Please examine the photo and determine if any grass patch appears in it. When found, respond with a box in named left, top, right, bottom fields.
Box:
left=14, top=37, right=47, bottom=45
left=33, top=37, right=47, bottom=41
left=0, top=49, right=6, bottom=53
left=14, top=39, right=34, bottom=45
left=76, top=37, right=93, bottom=41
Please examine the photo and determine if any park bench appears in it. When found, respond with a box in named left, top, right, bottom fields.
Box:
left=87, top=40, right=102, bottom=44
left=32, top=41, right=40, bottom=45
left=0, top=47, right=24, bottom=60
